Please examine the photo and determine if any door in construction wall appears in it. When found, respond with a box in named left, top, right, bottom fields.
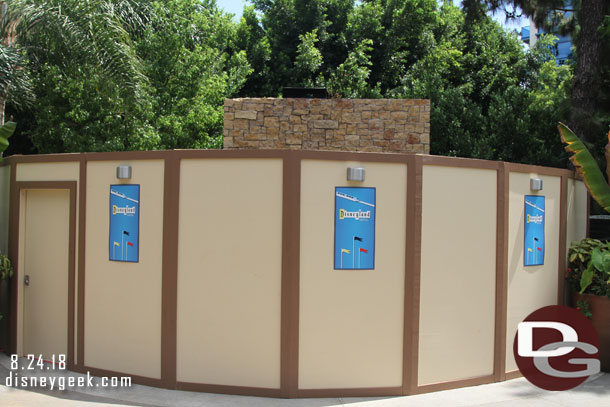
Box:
left=22, top=189, right=70, bottom=359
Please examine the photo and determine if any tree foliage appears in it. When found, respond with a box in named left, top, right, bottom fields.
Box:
left=3, top=0, right=589, bottom=170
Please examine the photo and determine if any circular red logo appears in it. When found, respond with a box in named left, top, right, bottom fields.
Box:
left=513, top=305, right=600, bottom=391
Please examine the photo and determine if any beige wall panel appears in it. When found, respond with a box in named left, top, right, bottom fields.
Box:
left=84, top=160, right=164, bottom=379
left=177, top=159, right=283, bottom=388
left=574, top=180, right=588, bottom=240
left=505, top=173, right=560, bottom=372
left=418, top=166, right=497, bottom=385
left=566, top=179, right=587, bottom=250
left=566, top=180, right=576, bottom=252
left=0, top=165, right=10, bottom=253
left=299, top=160, right=406, bottom=389
left=16, top=162, right=79, bottom=181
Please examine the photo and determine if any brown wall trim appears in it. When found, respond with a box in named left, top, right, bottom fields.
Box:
left=504, top=162, right=573, bottom=178
left=558, top=176, right=568, bottom=306
left=177, top=381, right=281, bottom=398
left=67, top=184, right=77, bottom=368
left=494, top=164, right=509, bottom=382
left=160, top=157, right=180, bottom=389
left=505, top=370, right=523, bottom=380
left=2, top=151, right=579, bottom=179
left=403, top=155, right=423, bottom=394
left=297, top=386, right=403, bottom=398
left=177, top=149, right=288, bottom=160
left=11, top=180, right=77, bottom=369
left=8, top=162, right=17, bottom=353
left=421, top=155, right=501, bottom=170
left=280, top=152, right=301, bottom=398
left=72, top=365, right=162, bottom=388
left=298, top=150, right=411, bottom=163
left=77, top=160, right=87, bottom=369
left=4, top=154, right=82, bottom=164
left=414, top=374, right=496, bottom=395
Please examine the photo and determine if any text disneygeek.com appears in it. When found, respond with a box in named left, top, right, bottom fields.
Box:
left=5, top=354, right=131, bottom=391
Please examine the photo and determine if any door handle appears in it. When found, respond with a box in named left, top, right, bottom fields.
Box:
left=24, top=275, right=29, bottom=286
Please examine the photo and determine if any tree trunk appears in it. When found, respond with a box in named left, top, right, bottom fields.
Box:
left=0, top=93, right=5, bottom=127
left=569, top=0, right=604, bottom=143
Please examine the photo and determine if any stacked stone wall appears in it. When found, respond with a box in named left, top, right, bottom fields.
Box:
left=223, top=98, right=430, bottom=153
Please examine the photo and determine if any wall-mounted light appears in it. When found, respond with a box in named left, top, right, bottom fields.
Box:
left=347, top=167, right=365, bottom=182
left=116, top=165, right=132, bottom=180
left=530, top=178, right=543, bottom=191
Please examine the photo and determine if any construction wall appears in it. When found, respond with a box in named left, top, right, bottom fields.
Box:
left=0, top=151, right=588, bottom=397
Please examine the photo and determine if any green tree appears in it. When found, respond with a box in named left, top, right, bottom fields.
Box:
left=465, top=0, right=610, bottom=149
left=295, top=30, right=323, bottom=86
left=235, top=6, right=272, bottom=96
left=327, top=39, right=380, bottom=98
left=9, top=0, right=252, bottom=153
left=0, top=0, right=148, bottom=126
left=397, top=3, right=571, bottom=166
left=138, top=0, right=251, bottom=149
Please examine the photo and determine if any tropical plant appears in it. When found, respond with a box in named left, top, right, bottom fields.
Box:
left=0, top=253, right=13, bottom=321
left=0, top=0, right=151, bottom=126
left=558, top=123, right=610, bottom=214
left=0, top=121, right=16, bottom=157
left=566, top=238, right=610, bottom=297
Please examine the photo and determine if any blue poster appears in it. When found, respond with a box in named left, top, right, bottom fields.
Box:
left=334, top=187, right=376, bottom=270
left=109, top=184, right=140, bottom=262
left=524, top=195, right=545, bottom=266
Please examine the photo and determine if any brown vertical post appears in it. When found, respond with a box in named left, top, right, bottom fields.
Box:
left=67, top=184, right=77, bottom=368
left=161, top=154, right=180, bottom=389
left=558, top=175, right=568, bottom=306
left=280, top=151, right=301, bottom=398
left=403, top=154, right=423, bottom=395
left=8, top=161, right=18, bottom=354
left=494, top=163, right=509, bottom=382
left=77, top=158, right=87, bottom=368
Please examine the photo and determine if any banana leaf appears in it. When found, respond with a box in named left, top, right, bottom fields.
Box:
left=558, top=122, right=610, bottom=214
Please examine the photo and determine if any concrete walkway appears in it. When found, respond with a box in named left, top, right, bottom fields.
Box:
left=1, top=354, right=609, bottom=407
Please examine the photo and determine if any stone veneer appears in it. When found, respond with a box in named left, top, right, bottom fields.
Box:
left=223, top=98, right=430, bottom=153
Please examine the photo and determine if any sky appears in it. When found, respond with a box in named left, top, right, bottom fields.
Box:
left=216, top=0, right=248, bottom=20
left=215, top=0, right=526, bottom=31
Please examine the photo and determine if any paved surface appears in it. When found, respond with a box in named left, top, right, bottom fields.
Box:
left=1, top=354, right=609, bottom=406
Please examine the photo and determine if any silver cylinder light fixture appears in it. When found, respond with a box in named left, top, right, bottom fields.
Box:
left=530, top=178, right=543, bottom=191
left=116, top=165, right=132, bottom=180
left=347, top=167, right=365, bottom=182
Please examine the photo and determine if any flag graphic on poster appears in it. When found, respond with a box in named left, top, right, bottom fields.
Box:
left=334, top=187, right=376, bottom=270
left=109, top=184, right=140, bottom=262
left=524, top=195, right=544, bottom=266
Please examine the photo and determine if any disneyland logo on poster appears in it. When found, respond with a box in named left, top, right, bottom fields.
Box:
left=339, top=208, right=371, bottom=220
left=112, top=205, right=136, bottom=216
left=527, top=214, right=543, bottom=224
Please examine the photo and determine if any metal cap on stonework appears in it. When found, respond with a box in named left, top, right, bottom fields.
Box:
left=282, top=87, right=329, bottom=99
